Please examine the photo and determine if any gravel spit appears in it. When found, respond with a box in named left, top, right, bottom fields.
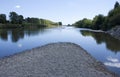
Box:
left=0, top=42, right=117, bottom=77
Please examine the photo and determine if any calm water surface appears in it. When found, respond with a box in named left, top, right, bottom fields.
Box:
left=0, top=26, right=120, bottom=75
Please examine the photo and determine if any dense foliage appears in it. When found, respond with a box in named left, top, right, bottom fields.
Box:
left=9, top=12, right=24, bottom=24
left=73, top=1, right=120, bottom=31
left=0, top=12, right=61, bottom=28
left=74, top=18, right=92, bottom=28
left=0, top=14, right=7, bottom=24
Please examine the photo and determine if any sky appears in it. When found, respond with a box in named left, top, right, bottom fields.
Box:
left=0, top=0, right=120, bottom=24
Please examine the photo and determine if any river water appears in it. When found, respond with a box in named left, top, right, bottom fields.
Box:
left=0, top=26, right=120, bottom=75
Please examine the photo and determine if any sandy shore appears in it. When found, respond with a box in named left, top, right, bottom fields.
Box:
left=0, top=42, right=117, bottom=77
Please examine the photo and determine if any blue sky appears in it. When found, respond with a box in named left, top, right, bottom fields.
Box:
left=0, top=0, right=120, bottom=24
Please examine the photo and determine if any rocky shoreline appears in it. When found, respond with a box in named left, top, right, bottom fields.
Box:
left=0, top=42, right=117, bottom=77
left=107, top=26, right=120, bottom=40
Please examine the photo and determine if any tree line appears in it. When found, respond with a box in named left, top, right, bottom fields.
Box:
left=0, top=12, right=62, bottom=28
left=73, top=1, right=120, bottom=31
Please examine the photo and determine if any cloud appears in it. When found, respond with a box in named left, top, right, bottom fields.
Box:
left=104, top=62, right=120, bottom=68
left=104, top=56, right=120, bottom=68
left=15, top=5, right=21, bottom=9
left=18, top=44, right=22, bottom=47
left=107, top=56, right=119, bottom=63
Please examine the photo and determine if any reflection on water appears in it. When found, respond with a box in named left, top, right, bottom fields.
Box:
left=80, top=30, right=120, bottom=75
left=0, top=26, right=120, bottom=75
left=0, top=27, right=45, bottom=42
left=80, top=30, right=120, bottom=53
left=0, top=29, right=8, bottom=41
left=11, top=29, right=24, bottom=42
left=104, top=56, right=120, bottom=68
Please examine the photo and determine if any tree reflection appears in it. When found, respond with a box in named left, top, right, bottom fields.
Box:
left=11, top=28, right=24, bottom=42
left=0, top=29, right=8, bottom=41
left=0, top=26, right=45, bottom=42
left=80, top=30, right=120, bottom=53
left=24, top=26, right=45, bottom=36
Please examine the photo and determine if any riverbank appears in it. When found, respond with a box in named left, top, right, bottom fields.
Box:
left=107, top=26, right=120, bottom=40
left=0, top=23, right=23, bottom=29
left=0, top=42, right=117, bottom=77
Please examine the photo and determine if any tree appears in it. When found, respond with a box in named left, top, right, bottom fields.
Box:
left=30, top=18, right=39, bottom=24
left=82, top=18, right=92, bottom=28
left=9, top=12, right=24, bottom=24
left=39, top=19, right=45, bottom=25
left=0, top=14, right=7, bottom=24
left=109, top=13, right=120, bottom=26
left=18, top=15, right=24, bottom=24
left=107, top=2, right=120, bottom=29
left=73, top=1, right=120, bottom=31
left=73, top=18, right=92, bottom=28
left=58, top=22, right=62, bottom=25
left=92, top=14, right=105, bottom=30
left=25, top=17, right=30, bottom=23
left=9, top=12, right=19, bottom=24
left=25, top=17, right=39, bottom=24
left=114, top=1, right=120, bottom=9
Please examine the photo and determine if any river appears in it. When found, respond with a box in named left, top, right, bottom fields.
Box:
left=0, top=26, right=120, bottom=75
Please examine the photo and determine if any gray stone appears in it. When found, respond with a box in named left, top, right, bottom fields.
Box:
left=107, top=26, right=120, bottom=40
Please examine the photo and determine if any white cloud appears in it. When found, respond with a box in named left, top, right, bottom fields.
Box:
left=18, top=44, right=22, bottom=47
left=15, top=5, right=21, bottom=9
left=104, top=56, right=120, bottom=68
left=107, top=56, right=119, bottom=63
left=104, top=62, right=120, bottom=68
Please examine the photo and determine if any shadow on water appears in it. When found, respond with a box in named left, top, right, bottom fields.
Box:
left=0, top=29, right=8, bottom=41
left=80, top=30, right=120, bottom=53
left=0, top=26, right=45, bottom=42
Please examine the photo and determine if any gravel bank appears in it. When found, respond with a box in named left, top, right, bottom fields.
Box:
left=0, top=42, right=117, bottom=77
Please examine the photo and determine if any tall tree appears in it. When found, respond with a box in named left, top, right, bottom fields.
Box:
left=74, top=18, right=92, bottom=28
left=92, top=14, right=105, bottom=30
left=18, top=15, right=24, bottom=24
left=58, top=22, right=62, bottom=25
left=9, top=12, right=24, bottom=24
left=107, top=2, right=120, bottom=28
left=0, top=14, right=7, bottom=24
left=9, top=12, right=19, bottom=24
left=114, top=1, right=120, bottom=9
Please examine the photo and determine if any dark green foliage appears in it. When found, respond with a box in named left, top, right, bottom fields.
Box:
left=114, top=1, right=119, bottom=9
left=9, top=12, right=24, bottom=24
left=24, top=18, right=43, bottom=27
left=39, top=19, right=59, bottom=27
left=81, top=30, right=120, bottom=52
left=67, top=24, right=71, bottom=26
left=0, top=11, right=59, bottom=28
left=25, top=17, right=40, bottom=24
left=107, top=5, right=120, bottom=28
left=23, top=17, right=59, bottom=27
left=0, top=14, right=7, bottom=24
left=108, top=7, right=120, bottom=18
left=92, top=14, right=105, bottom=30
left=74, top=18, right=92, bottom=28
left=109, top=13, right=120, bottom=25
left=74, top=1, right=120, bottom=31
left=58, top=22, right=62, bottom=25
left=18, top=15, right=24, bottom=24
left=9, top=12, right=18, bottom=24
